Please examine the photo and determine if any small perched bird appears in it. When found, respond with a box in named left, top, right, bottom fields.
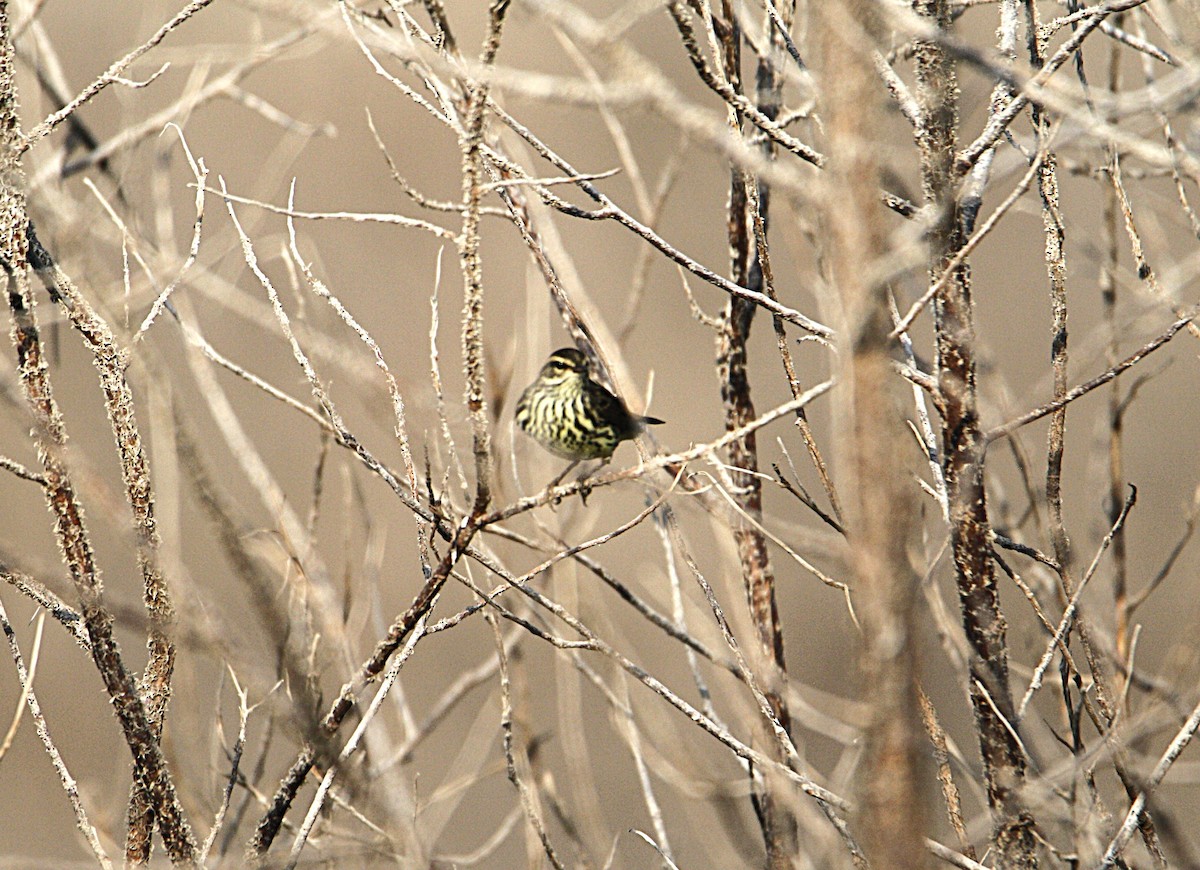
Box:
left=515, top=347, right=663, bottom=485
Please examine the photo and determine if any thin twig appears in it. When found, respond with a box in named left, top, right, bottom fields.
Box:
left=985, top=311, right=1196, bottom=443
left=1018, top=486, right=1137, bottom=719
left=21, top=0, right=218, bottom=154
left=0, top=598, right=112, bottom=868
left=1100, top=696, right=1200, bottom=866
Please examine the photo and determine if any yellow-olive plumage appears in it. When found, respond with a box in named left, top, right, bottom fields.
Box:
left=515, top=348, right=663, bottom=462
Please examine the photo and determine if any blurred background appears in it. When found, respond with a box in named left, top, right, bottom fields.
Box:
left=2, top=0, right=1200, bottom=867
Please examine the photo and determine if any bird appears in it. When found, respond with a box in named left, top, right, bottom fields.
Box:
left=515, top=347, right=664, bottom=488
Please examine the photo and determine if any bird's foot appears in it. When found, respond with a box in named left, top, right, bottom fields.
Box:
left=575, top=459, right=610, bottom=506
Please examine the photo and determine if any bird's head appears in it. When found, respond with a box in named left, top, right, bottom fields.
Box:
left=538, top=347, right=589, bottom=384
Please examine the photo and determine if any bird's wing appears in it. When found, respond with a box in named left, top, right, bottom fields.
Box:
left=590, top=381, right=636, bottom=433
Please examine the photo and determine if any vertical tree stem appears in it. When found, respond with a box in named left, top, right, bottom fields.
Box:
left=822, top=1, right=932, bottom=866
left=0, top=6, right=195, bottom=864
left=459, top=0, right=510, bottom=517
left=914, top=1, right=1037, bottom=865
left=712, top=3, right=796, bottom=863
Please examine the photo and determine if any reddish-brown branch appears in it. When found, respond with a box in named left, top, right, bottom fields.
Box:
left=27, top=227, right=178, bottom=864
left=914, top=1, right=1036, bottom=864
left=711, top=3, right=796, bottom=863
left=0, top=6, right=194, bottom=863
left=246, top=516, right=478, bottom=862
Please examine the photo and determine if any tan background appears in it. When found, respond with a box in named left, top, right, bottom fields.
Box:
left=2, top=0, right=1199, bottom=866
